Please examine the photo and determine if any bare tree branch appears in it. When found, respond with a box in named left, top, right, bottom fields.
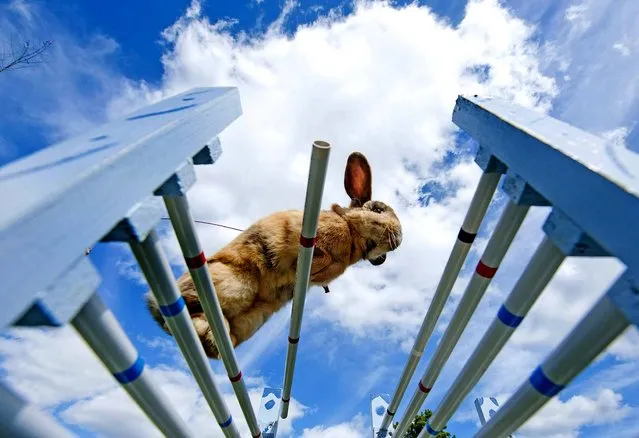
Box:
left=0, top=39, right=54, bottom=73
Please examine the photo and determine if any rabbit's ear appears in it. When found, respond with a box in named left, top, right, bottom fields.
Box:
left=344, top=152, right=372, bottom=207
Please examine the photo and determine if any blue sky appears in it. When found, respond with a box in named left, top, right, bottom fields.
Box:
left=1, top=0, right=638, bottom=437
left=30, top=0, right=467, bottom=87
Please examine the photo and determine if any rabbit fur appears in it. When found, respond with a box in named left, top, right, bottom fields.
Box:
left=145, top=151, right=403, bottom=359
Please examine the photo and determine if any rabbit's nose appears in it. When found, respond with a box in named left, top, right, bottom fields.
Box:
left=369, top=254, right=386, bottom=266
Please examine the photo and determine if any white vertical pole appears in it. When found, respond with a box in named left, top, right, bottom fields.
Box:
left=280, top=141, right=331, bottom=419
left=72, top=293, right=192, bottom=437
left=393, top=201, right=529, bottom=438
left=420, top=237, right=564, bottom=437
left=474, top=286, right=630, bottom=438
left=376, top=171, right=500, bottom=436
left=130, top=230, right=241, bottom=438
left=0, top=381, right=75, bottom=438
left=163, top=195, right=262, bottom=437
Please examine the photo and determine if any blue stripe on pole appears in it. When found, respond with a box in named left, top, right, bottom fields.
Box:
left=113, top=356, right=145, bottom=384
left=497, top=304, right=524, bottom=328
left=159, top=296, right=186, bottom=317
left=529, top=366, right=565, bottom=397
left=219, top=416, right=233, bottom=428
left=425, top=420, right=440, bottom=436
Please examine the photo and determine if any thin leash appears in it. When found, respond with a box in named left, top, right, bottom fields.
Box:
left=83, top=218, right=331, bottom=293
left=84, top=217, right=244, bottom=255
left=161, top=217, right=245, bottom=233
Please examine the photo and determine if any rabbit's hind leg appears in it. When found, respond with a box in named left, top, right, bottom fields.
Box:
left=190, top=260, right=259, bottom=358
left=191, top=312, right=235, bottom=359
left=191, top=300, right=276, bottom=359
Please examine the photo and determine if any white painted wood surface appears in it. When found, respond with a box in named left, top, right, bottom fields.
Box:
left=0, top=86, right=241, bottom=329
left=453, top=95, right=639, bottom=283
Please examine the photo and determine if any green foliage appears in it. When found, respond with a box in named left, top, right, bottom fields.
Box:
left=392, top=409, right=456, bottom=438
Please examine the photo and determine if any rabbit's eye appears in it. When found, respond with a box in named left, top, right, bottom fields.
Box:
left=372, top=206, right=384, bottom=214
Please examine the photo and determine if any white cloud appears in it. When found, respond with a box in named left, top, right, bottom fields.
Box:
left=60, top=365, right=306, bottom=437
left=0, top=325, right=307, bottom=437
left=601, top=125, right=633, bottom=153
left=299, top=413, right=368, bottom=438
left=531, top=0, right=639, bottom=136
left=580, top=361, right=639, bottom=396
left=7, top=0, right=33, bottom=22
left=565, top=2, right=591, bottom=35
left=612, top=42, right=631, bottom=57
left=0, top=326, right=118, bottom=408
left=518, top=389, right=631, bottom=438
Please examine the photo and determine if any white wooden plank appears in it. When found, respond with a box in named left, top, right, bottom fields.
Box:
left=453, top=95, right=639, bottom=283
left=0, top=87, right=241, bottom=329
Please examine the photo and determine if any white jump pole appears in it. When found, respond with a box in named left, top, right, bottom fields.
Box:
left=393, top=201, right=529, bottom=438
left=280, top=141, right=331, bottom=419
left=163, top=194, right=262, bottom=437
left=376, top=171, right=501, bottom=436
left=130, top=230, right=241, bottom=438
left=474, top=273, right=632, bottom=438
left=72, top=293, right=192, bottom=437
left=420, top=236, right=565, bottom=437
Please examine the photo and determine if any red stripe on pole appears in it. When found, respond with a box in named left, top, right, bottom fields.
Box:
left=418, top=381, right=431, bottom=393
left=299, top=235, right=316, bottom=248
left=185, top=251, right=207, bottom=269
left=253, top=433, right=262, bottom=438
left=229, top=371, right=242, bottom=383
left=475, top=260, right=498, bottom=279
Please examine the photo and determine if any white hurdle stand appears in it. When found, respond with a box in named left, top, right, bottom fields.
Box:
left=258, top=387, right=283, bottom=438
left=0, top=86, right=277, bottom=437
left=473, top=397, right=514, bottom=438
left=372, top=95, right=639, bottom=438
left=371, top=393, right=391, bottom=437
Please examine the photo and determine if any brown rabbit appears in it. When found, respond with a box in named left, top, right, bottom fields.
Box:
left=145, top=151, right=402, bottom=358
